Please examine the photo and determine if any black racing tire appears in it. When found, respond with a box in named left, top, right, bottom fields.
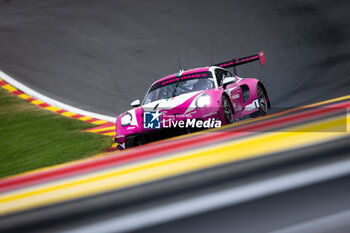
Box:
left=222, top=95, right=234, bottom=124
left=257, top=85, right=268, bottom=115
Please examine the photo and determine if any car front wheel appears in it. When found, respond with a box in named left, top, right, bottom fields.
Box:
left=222, top=95, right=234, bottom=124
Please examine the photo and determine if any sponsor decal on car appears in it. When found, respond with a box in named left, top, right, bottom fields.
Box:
left=245, top=99, right=260, bottom=111
left=232, top=94, right=240, bottom=99
left=163, top=118, right=221, bottom=128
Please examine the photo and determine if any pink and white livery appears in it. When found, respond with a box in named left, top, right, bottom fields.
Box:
left=115, top=51, right=270, bottom=149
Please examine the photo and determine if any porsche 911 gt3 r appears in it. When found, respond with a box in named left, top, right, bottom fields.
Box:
left=115, top=51, right=270, bottom=149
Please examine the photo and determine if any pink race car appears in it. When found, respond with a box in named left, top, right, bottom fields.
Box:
left=115, top=51, right=270, bottom=149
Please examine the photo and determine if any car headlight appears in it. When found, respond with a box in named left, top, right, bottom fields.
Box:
left=196, top=94, right=211, bottom=108
left=121, top=112, right=132, bottom=126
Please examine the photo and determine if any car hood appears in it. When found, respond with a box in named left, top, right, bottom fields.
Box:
left=116, top=91, right=205, bottom=128
left=141, top=91, right=204, bottom=113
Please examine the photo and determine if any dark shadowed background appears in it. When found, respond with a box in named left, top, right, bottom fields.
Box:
left=0, top=0, right=349, bottom=116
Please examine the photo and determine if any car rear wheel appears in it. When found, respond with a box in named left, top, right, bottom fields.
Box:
left=257, top=86, right=268, bottom=115
left=222, top=95, right=234, bottom=124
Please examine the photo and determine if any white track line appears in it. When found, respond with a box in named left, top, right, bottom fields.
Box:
left=269, top=209, right=350, bottom=233
left=0, top=70, right=116, bottom=123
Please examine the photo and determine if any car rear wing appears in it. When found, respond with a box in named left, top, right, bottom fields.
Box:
left=212, top=51, right=265, bottom=69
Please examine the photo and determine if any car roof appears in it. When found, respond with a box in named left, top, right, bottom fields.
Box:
left=154, top=67, right=211, bottom=85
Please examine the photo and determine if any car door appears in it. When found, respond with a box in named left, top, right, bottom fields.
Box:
left=215, top=68, right=244, bottom=116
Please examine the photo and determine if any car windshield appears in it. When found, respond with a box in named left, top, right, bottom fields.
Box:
left=143, top=72, right=214, bottom=105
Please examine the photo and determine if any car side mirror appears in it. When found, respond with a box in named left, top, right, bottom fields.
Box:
left=130, top=99, right=141, bottom=108
left=223, top=77, right=236, bottom=89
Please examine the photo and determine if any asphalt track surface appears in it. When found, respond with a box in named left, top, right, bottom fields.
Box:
left=0, top=0, right=350, bottom=116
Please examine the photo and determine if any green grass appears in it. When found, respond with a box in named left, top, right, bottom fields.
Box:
left=0, top=88, right=113, bottom=178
